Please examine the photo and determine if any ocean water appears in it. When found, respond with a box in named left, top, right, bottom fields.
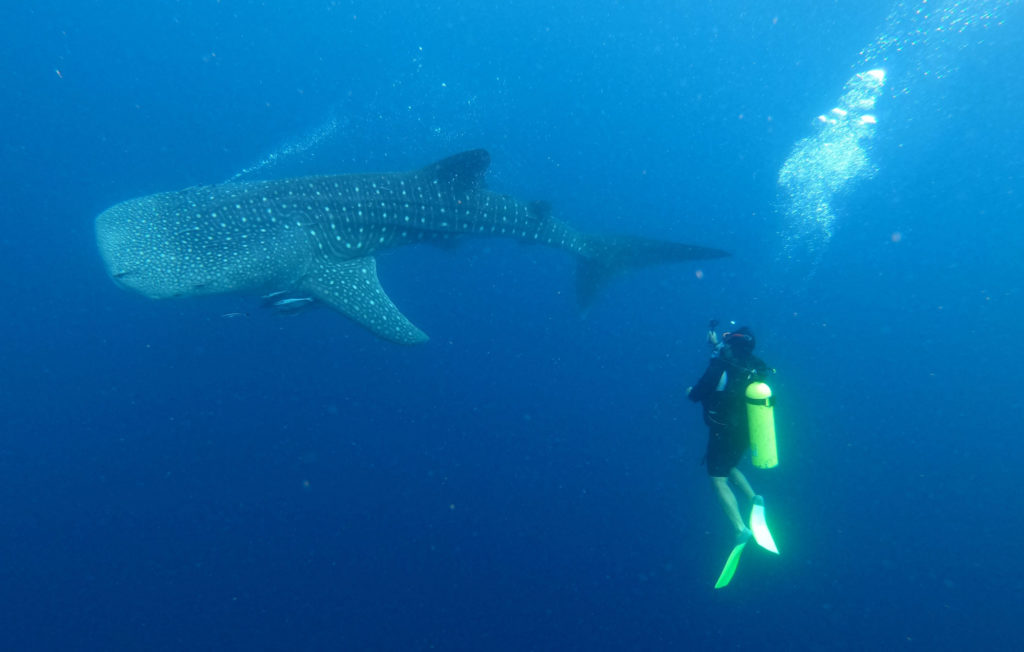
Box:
left=2, top=1, right=1022, bottom=649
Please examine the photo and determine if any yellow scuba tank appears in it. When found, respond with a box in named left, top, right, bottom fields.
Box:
left=746, top=382, right=778, bottom=468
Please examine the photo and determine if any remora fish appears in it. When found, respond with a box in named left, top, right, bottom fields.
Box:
left=95, top=150, right=728, bottom=344
left=272, top=297, right=315, bottom=312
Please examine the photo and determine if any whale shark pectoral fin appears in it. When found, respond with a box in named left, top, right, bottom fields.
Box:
left=302, top=256, right=429, bottom=344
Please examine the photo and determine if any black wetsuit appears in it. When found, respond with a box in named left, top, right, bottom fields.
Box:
left=688, top=347, right=770, bottom=477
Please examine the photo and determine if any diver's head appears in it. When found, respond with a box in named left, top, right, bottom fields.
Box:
left=723, top=326, right=755, bottom=356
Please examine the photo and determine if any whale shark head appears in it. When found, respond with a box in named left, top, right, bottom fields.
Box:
left=96, top=188, right=305, bottom=300
left=96, top=194, right=207, bottom=299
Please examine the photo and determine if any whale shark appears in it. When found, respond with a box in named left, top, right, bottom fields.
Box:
left=96, top=150, right=728, bottom=343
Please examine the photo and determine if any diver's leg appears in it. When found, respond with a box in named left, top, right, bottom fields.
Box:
left=711, top=476, right=747, bottom=534
left=729, top=468, right=756, bottom=504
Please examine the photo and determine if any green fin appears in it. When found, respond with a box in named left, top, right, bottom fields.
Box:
left=302, top=256, right=429, bottom=345
left=714, top=542, right=747, bottom=589
left=750, top=499, right=779, bottom=554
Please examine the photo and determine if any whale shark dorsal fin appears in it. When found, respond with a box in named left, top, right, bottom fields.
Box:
left=419, top=149, right=490, bottom=193
left=301, top=256, right=428, bottom=344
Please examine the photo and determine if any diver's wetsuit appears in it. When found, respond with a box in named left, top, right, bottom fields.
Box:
left=688, top=347, right=769, bottom=476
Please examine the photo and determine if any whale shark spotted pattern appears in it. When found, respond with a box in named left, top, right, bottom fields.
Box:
left=96, top=150, right=728, bottom=343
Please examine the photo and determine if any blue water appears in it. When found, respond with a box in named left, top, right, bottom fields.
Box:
left=3, top=1, right=1022, bottom=649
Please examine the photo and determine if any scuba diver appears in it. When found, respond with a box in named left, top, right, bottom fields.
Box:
left=687, top=320, right=779, bottom=586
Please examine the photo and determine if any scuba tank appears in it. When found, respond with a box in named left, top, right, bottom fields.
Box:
left=746, top=382, right=778, bottom=468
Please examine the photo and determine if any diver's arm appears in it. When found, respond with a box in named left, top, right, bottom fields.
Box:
left=688, top=359, right=725, bottom=403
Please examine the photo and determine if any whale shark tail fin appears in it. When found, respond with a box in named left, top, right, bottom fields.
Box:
left=576, top=234, right=730, bottom=308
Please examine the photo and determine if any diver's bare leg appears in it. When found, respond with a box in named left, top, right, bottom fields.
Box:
left=711, top=476, right=747, bottom=533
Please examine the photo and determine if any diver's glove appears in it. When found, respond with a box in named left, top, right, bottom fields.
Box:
left=706, top=319, right=720, bottom=349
